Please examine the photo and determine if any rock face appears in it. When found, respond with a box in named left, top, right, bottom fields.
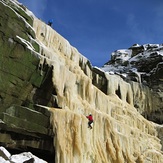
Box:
left=0, top=0, right=163, bottom=163
left=0, top=0, right=54, bottom=162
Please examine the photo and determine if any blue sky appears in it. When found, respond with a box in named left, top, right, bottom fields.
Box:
left=18, top=0, right=163, bottom=67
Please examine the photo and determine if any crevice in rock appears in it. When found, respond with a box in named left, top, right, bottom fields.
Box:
left=142, top=110, right=163, bottom=125
left=92, top=67, right=108, bottom=94
left=115, top=85, right=121, bottom=99
left=32, top=66, right=55, bottom=107
left=126, top=92, right=130, bottom=104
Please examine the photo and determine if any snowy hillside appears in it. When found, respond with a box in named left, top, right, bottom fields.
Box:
left=100, top=43, right=163, bottom=85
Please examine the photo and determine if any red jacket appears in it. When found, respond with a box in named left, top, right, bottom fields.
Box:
left=87, top=115, right=93, bottom=121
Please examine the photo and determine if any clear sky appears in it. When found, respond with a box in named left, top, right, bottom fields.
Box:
left=18, top=0, right=163, bottom=67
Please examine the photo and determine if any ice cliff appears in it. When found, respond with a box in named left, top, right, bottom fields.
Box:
left=0, top=0, right=163, bottom=163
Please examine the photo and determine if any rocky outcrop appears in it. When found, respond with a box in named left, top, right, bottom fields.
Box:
left=0, top=0, right=163, bottom=163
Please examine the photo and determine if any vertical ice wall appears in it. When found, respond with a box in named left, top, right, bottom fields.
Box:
left=32, top=18, right=163, bottom=162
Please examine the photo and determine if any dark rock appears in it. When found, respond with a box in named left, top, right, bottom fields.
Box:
left=0, top=1, right=55, bottom=161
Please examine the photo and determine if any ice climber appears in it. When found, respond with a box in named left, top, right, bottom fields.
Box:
left=86, top=114, right=93, bottom=129
left=48, top=19, right=53, bottom=27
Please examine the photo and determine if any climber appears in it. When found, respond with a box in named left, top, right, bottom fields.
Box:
left=48, top=19, right=53, bottom=27
left=86, top=114, right=93, bottom=129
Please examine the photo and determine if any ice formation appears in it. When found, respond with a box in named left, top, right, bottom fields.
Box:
left=33, top=18, right=163, bottom=162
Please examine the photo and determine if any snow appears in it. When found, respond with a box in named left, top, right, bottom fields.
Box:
left=16, top=36, right=35, bottom=51
left=9, top=0, right=21, bottom=7
left=15, top=35, right=44, bottom=60
left=111, top=49, right=132, bottom=61
left=0, top=119, right=4, bottom=124
left=0, top=147, right=11, bottom=159
left=0, top=147, right=47, bottom=163
left=9, top=0, right=36, bottom=18
left=10, top=152, right=47, bottom=163
left=143, top=44, right=159, bottom=50
left=0, top=157, right=10, bottom=163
